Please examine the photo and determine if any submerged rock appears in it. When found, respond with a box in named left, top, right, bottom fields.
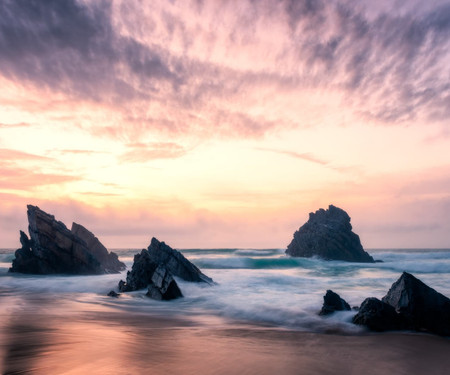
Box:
left=118, top=237, right=212, bottom=301
left=353, top=272, right=450, bottom=336
left=382, top=272, right=450, bottom=336
left=319, top=290, right=351, bottom=316
left=107, top=290, right=121, bottom=298
left=9, top=205, right=125, bottom=275
left=286, top=205, right=375, bottom=263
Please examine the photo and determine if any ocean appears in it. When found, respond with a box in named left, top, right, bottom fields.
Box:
left=1, top=248, right=450, bottom=374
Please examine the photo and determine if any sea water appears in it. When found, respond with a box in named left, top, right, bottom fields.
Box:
left=1, top=248, right=449, bottom=334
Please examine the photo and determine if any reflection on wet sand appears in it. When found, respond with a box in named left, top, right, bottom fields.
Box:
left=1, top=294, right=450, bottom=375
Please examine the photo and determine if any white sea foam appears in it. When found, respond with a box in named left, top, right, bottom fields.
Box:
left=1, top=248, right=449, bottom=333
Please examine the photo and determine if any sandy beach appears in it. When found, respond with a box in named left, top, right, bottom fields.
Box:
left=1, top=296, right=449, bottom=375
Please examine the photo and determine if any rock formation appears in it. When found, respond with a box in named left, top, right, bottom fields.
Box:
left=146, top=265, right=183, bottom=300
left=9, top=205, right=125, bottom=275
left=353, top=272, right=450, bottom=335
left=286, top=205, right=375, bottom=263
left=107, top=290, right=121, bottom=298
left=71, top=222, right=124, bottom=273
left=352, top=297, right=404, bottom=331
left=118, top=237, right=212, bottom=301
left=319, top=290, right=351, bottom=315
left=382, top=272, right=450, bottom=336
left=146, top=237, right=213, bottom=283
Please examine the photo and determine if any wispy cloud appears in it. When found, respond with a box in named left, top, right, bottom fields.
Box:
left=0, top=165, right=80, bottom=190
left=0, top=148, right=52, bottom=161
left=1, top=0, right=449, bottom=140
left=255, top=147, right=328, bottom=166
left=119, top=142, right=187, bottom=163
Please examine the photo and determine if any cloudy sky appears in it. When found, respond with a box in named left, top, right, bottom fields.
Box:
left=1, top=0, right=450, bottom=249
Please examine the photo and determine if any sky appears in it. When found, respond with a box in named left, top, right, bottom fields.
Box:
left=1, top=0, right=450, bottom=249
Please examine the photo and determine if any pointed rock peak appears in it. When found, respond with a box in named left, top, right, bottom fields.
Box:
left=382, top=272, right=450, bottom=336
left=150, top=237, right=164, bottom=248
left=319, top=290, right=350, bottom=315
left=10, top=205, right=125, bottom=275
left=146, top=237, right=213, bottom=284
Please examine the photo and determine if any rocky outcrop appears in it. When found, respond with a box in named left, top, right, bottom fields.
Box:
left=286, top=205, right=375, bottom=263
left=382, top=272, right=450, bottom=336
left=71, top=222, right=124, bottom=274
left=352, top=298, right=404, bottom=331
left=319, top=290, right=351, bottom=315
left=146, top=237, right=213, bottom=283
left=118, top=249, right=159, bottom=292
left=118, top=237, right=212, bottom=301
left=9, top=205, right=125, bottom=275
left=353, top=272, right=450, bottom=335
left=146, top=265, right=183, bottom=300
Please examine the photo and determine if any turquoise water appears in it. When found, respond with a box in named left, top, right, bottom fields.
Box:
left=1, top=248, right=450, bottom=333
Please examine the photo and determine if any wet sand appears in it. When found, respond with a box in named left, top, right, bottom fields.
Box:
left=1, top=298, right=449, bottom=375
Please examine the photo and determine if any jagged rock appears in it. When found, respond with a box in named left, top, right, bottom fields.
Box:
left=118, top=237, right=212, bottom=301
left=9, top=205, right=125, bottom=275
left=146, top=265, right=183, bottom=300
left=382, top=272, right=450, bottom=336
left=118, top=249, right=158, bottom=292
left=319, top=290, right=351, bottom=315
left=107, top=290, right=121, bottom=298
left=146, top=237, right=213, bottom=283
left=71, top=222, right=124, bottom=273
left=352, top=297, right=404, bottom=331
left=286, top=205, right=375, bottom=263
left=352, top=273, right=450, bottom=335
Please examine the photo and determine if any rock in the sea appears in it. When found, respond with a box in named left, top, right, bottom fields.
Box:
left=286, top=205, right=375, bottom=263
left=352, top=297, right=404, bottom=332
left=353, top=272, right=450, bottom=335
left=146, top=237, right=213, bottom=283
left=319, top=290, right=351, bottom=315
left=381, top=272, right=450, bottom=336
left=118, top=249, right=159, bottom=292
left=118, top=237, right=212, bottom=301
left=146, top=265, right=183, bottom=300
left=9, top=205, right=125, bottom=275
left=71, top=222, right=125, bottom=274
left=107, top=290, right=121, bottom=298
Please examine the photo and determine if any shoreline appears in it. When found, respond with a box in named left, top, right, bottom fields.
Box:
left=1, top=306, right=449, bottom=375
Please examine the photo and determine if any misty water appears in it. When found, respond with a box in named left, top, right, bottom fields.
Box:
left=1, top=248, right=450, bottom=374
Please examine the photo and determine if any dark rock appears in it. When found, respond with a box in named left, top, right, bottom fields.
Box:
left=71, top=222, right=125, bottom=273
left=382, top=272, right=450, bottom=336
left=118, top=249, right=158, bottom=292
left=107, top=290, right=121, bottom=298
left=9, top=205, right=125, bottom=275
left=286, top=205, right=375, bottom=263
left=118, top=237, right=212, bottom=301
left=146, top=237, right=213, bottom=283
left=146, top=265, right=183, bottom=300
left=352, top=297, right=405, bottom=332
left=319, top=290, right=351, bottom=315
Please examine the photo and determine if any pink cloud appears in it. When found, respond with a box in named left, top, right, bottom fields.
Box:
left=119, top=142, right=187, bottom=162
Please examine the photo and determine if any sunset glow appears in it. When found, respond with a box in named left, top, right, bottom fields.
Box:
left=1, top=0, right=450, bottom=249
